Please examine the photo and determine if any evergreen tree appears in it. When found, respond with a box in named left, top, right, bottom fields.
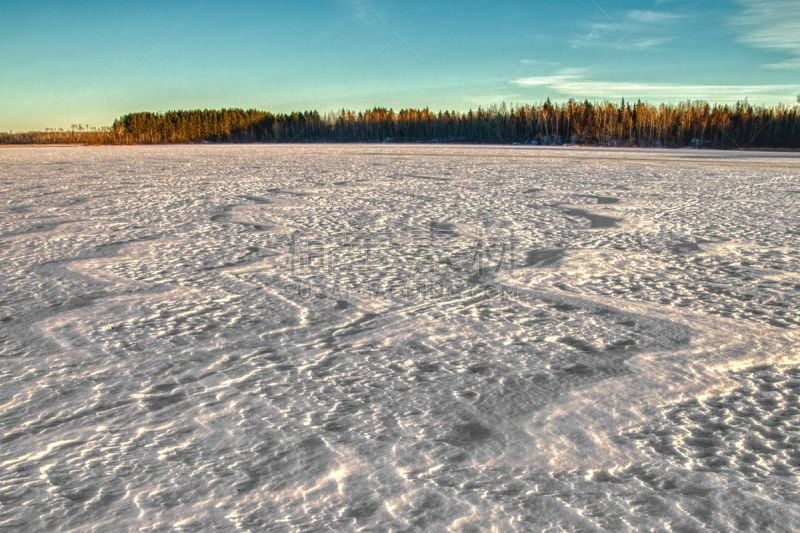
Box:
left=3, top=100, right=799, bottom=149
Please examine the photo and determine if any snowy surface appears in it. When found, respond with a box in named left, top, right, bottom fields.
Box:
left=0, top=145, right=799, bottom=530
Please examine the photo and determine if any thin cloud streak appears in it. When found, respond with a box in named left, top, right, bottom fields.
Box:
left=512, top=70, right=796, bottom=103
left=337, top=0, right=374, bottom=21
left=625, top=10, right=683, bottom=24
left=571, top=9, right=684, bottom=50
left=733, top=0, right=800, bottom=69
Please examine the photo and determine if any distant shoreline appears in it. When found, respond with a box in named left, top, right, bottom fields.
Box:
left=2, top=142, right=800, bottom=154
left=4, top=99, right=800, bottom=150
left=0, top=143, right=85, bottom=148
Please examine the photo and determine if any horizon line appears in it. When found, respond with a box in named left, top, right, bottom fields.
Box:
left=7, top=96, right=800, bottom=133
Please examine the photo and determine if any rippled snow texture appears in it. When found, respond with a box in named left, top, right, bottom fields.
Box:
left=1, top=145, right=799, bottom=531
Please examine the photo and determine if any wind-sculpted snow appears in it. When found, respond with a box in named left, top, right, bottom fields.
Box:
left=0, top=145, right=798, bottom=531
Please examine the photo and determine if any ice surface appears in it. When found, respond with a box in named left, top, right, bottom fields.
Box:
left=0, top=145, right=798, bottom=530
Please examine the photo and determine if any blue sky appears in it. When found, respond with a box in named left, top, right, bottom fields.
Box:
left=1, top=0, right=798, bottom=131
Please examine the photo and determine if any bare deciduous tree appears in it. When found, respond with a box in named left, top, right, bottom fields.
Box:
left=3, top=101, right=800, bottom=148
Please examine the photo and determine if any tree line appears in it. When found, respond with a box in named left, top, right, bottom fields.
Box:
left=3, top=99, right=800, bottom=149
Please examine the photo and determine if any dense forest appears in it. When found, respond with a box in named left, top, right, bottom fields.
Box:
left=3, top=99, right=800, bottom=149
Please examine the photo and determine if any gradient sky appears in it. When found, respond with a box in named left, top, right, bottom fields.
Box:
left=1, top=0, right=798, bottom=131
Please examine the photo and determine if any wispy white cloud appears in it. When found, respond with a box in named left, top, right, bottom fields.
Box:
left=764, top=58, right=800, bottom=71
left=625, top=10, right=682, bottom=24
left=519, top=59, right=560, bottom=67
left=571, top=9, right=684, bottom=50
left=511, top=68, right=586, bottom=88
left=733, top=0, right=800, bottom=69
left=336, top=0, right=374, bottom=22
left=511, top=69, right=796, bottom=103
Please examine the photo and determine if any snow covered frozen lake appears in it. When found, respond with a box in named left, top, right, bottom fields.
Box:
left=1, top=145, right=799, bottom=530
